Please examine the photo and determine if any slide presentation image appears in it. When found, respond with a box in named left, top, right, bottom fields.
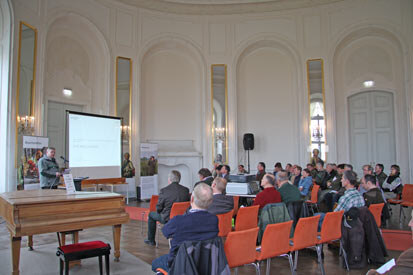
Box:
left=69, top=114, right=121, bottom=168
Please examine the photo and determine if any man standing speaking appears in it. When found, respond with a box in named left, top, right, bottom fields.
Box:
left=38, top=147, right=61, bottom=189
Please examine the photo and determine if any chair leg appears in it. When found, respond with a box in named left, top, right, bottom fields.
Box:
left=234, top=267, right=238, bottom=275
left=252, top=262, right=261, bottom=275
left=65, top=260, right=69, bottom=275
left=340, top=240, right=349, bottom=271
left=59, top=259, right=64, bottom=275
left=141, top=212, right=145, bottom=235
left=105, top=254, right=110, bottom=275
left=287, top=253, right=295, bottom=275
left=99, top=255, right=104, bottom=275
left=156, top=223, right=161, bottom=248
left=294, top=250, right=298, bottom=271
left=316, top=245, right=325, bottom=275
left=266, top=258, right=271, bottom=275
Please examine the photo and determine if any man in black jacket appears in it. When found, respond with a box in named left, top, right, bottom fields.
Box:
left=207, top=177, right=234, bottom=215
left=144, top=170, right=190, bottom=246
left=194, top=168, right=213, bottom=187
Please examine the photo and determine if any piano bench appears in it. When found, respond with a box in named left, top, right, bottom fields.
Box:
left=56, top=241, right=111, bottom=275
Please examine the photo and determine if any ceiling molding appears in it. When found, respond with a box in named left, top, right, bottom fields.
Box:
left=113, top=0, right=344, bottom=15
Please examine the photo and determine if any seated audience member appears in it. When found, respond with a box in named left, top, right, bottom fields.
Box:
left=194, top=168, right=213, bottom=187
left=382, top=164, right=402, bottom=199
left=361, top=174, right=385, bottom=207
left=310, top=148, right=324, bottom=167
left=327, top=163, right=345, bottom=191
left=213, top=164, right=223, bottom=178
left=277, top=171, right=301, bottom=203
left=324, top=164, right=345, bottom=211
left=253, top=174, right=281, bottom=209
left=238, top=164, right=247, bottom=174
left=285, top=163, right=293, bottom=177
left=307, top=163, right=318, bottom=179
left=344, top=164, right=353, bottom=171
left=151, top=183, right=219, bottom=273
left=273, top=162, right=282, bottom=177
left=325, top=163, right=337, bottom=184
left=220, top=165, right=231, bottom=181
left=145, top=170, right=190, bottom=246
left=314, top=162, right=328, bottom=190
left=290, top=165, right=302, bottom=187
left=374, top=163, right=387, bottom=189
left=359, top=164, right=374, bottom=194
left=207, top=177, right=234, bottom=215
left=367, top=210, right=413, bottom=275
left=256, top=162, right=266, bottom=183
left=298, top=168, right=313, bottom=197
left=334, top=170, right=365, bottom=212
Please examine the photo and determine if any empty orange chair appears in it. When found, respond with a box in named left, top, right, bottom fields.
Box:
left=217, top=210, right=233, bottom=237
left=289, top=215, right=322, bottom=274
left=234, top=205, right=259, bottom=231
left=156, top=201, right=190, bottom=247
left=141, top=195, right=159, bottom=234
left=305, top=184, right=320, bottom=215
left=369, top=203, right=384, bottom=228
left=317, top=211, right=345, bottom=273
left=387, top=184, right=413, bottom=224
left=233, top=196, right=240, bottom=217
left=225, top=227, right=259, bottom=274
left=256, top=220, right=294, bottom=275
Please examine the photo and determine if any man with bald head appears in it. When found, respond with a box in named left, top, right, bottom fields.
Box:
left=151, top=183, right=219, bottom=273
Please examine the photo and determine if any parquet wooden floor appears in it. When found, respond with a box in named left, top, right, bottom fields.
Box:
left=0, top=199, right=408, bottom=275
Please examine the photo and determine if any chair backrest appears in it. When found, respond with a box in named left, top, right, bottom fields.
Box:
left=224, top=227, right=259, bottom=268
left=234, top=205, right=260, bottom=231
left=149, top=195, right=159, bottom=212
left=217, top=210, right=233, bottom=237
left=309, top=184, right=320, bottom=203
left=232, top=196, right=239, bottom=217
left=290, top=215, right=320, bottom=251
left=368, top=203, right=384, bottom=228
left=170, top=201, right=190, bottom=219
left=319, top=211, right=344, bottom=243
left=258, top=220, right=293, bottom=260
left=402, top=184, right=413, bottom=202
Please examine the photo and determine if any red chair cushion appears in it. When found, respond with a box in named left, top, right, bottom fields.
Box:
left=59, top=241, right=109, bottom=254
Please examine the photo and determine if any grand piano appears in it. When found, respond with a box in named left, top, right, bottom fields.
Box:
left=0, top=190, right=130, bottom=275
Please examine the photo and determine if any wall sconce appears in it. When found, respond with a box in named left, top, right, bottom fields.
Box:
left=121, top=125, right=130, bottom=140
left=17, top=115, right=35, bottom=135
left=214, top=127, right=226, bottom=142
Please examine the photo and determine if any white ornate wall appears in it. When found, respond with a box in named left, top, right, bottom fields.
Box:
left=4, top=0, right=413, bottom=191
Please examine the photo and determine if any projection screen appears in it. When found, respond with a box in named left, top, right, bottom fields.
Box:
left=66, top=111, right=122, bottom=179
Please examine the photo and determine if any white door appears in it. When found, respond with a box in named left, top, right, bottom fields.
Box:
left=349, top=91, right=396, bottom=174
left=47, top=101, right=82, bottom=167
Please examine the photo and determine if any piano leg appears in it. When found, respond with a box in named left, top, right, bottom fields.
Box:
left=27, top=235, right=33, bottom=251
left=11, top=236, right=21, bottom=275
left=112, top=224, right=121, bottom=262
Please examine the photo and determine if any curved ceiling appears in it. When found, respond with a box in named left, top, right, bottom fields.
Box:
left=114, top=0, right=344, bottom=15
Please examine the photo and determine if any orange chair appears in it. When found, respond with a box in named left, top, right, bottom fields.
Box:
left=388, top=184, right=413, bottom=225
left=233, top=196, right=240, bottom=217
left=234, top=205, right=259, bottom=231
left=256, top=221, right=294, bottom=275
left=225, top=227, right=260, bottom=274
left=217, top=210, right=233, bottom=237
left=289, top=215, right=322, bottom=274
left=369, top=203, right=384, bottom=228
left=156, top=201, right=190, bottom=247
left=305, top=184, right=320, bottom=215
left=141, top=195, right=159, bottom=234
left=317, top=211, right=346, bottom=273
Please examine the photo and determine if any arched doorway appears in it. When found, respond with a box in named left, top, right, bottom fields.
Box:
left=348, top=91, right=396, bottom=172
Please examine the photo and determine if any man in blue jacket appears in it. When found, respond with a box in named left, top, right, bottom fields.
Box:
left=152, top=183, right=219, bottom=273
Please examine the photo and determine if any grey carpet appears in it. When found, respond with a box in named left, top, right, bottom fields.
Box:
left=0, top=241, right=153, bottom=275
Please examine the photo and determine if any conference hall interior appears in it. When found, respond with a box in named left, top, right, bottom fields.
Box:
left=1, top=0, right=413, bottom=274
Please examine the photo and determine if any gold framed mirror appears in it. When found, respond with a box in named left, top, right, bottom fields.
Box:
left=211, top=64, right=228, bottom=164
left=307, top=59, right=327, bottom=162
left=15, top=21, right=37, bottom=177
left=115, top=57, right=132, bottom=158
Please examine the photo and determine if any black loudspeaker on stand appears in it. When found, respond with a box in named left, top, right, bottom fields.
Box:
left=243, top=133, right=254, bottom=173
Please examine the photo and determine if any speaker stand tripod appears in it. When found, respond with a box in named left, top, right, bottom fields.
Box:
left=246, top=149, right=250, bottom=174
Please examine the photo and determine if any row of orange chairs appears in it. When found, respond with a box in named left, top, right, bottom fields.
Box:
left=224, top=211, right=345, bottom=275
